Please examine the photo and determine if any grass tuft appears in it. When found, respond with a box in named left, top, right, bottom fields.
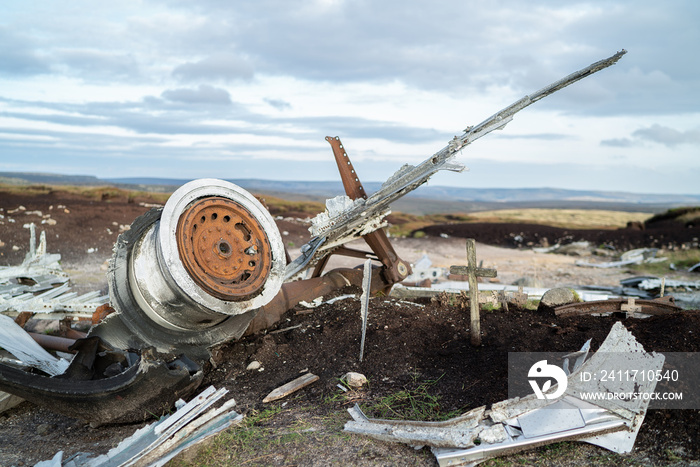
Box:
left=361, top=373, right=460, bottom=422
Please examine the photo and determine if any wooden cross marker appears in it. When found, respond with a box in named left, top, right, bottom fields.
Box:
left=449, top=238, right=497, bottom=346
left=621, top=297, right=642, bottom=319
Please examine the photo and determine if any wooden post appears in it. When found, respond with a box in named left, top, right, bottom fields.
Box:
left=449, top=239, right=497, bottom=346
left=263, top=373, right=320, bottom=403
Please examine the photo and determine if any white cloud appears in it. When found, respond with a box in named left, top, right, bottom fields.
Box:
left=0, top=26, right=51, bottom=76
left=172, top=53, right=255, bottom=82
left=632, top=124, right=700, bottom=147
left=161, top=84, right=233, bottom=105
left=0, top=0, right=698, bottom=194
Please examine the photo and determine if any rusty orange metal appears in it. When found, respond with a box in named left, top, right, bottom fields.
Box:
left=176, top=196, right=272, bottom=301
left=92, top=303, right=116, bottom=325
left=311, top=137, right=411, bottom=289
left=28, top=332, right=77, bottom=353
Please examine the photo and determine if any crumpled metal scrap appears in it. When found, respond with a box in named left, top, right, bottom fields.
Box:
left=345, top=322, right=664, bottom=466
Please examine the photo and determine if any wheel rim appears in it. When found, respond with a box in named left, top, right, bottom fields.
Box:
left=176, top=196, right=272, bottom=301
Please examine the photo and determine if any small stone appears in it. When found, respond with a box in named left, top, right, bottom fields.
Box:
left=342, top=372, right=368, bottom=388
left=36, top=423, right=51, bottom=436
left=246, top=361, right=261, bottom=371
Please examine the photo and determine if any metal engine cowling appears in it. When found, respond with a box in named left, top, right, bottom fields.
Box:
left=104, top=179, right=285, bottom=353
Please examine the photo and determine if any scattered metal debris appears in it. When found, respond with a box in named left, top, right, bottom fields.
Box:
left=345, top=322, right=664, bottom=466
left=533, top=241, right=591, bottom=255
left=404, top=254, right=446, bottom=284
left=48, top=386, right=243, bottom=467
left=0, top=50, right=627, bottom=426
left=0, top=224, right=107, bottom=318
left=554, top=296, right=683, bottom=317
left=391, top=283, right=610, bottom=303
left=638, top=277, right=700, bottom=291
left=576, top=248, right=667, bottom=268
left=0, top=223, right=66, bottom=285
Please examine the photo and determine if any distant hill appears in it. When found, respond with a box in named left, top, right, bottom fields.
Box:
left=0, top=172, right=103, bottom=186
left=2, top=172, right=699, bottom=215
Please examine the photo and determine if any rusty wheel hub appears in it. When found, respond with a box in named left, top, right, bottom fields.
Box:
left=176, top=196, right=272, bottom=301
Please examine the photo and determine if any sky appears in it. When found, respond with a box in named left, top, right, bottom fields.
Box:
left=0, top=0, right=699, bottom=195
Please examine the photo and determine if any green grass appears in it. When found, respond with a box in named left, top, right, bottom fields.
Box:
left=172, top=406, right=284, bottom=466
left=361, top=373, right=461, bottom=422
left=628, top=249, right=700, bottom=275
left=171, top=403, right=364, bottom=466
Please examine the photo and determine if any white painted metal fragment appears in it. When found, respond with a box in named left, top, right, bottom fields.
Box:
left=0, top=391, right=24, bottom=415
left=0, top=314, right=69, bottom=375
left=359, top=258, right=371, bottom=362
left=57, top=386, right=242, bottom=467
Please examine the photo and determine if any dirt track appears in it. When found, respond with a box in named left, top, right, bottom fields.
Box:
left=1, top=190, right=700, bottom=466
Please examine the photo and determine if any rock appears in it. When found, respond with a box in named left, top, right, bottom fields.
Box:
left=36, top=423, right=52, bottom=436
left=342, top=372, right=368, bottom=388
left=539, top=288, right=580, bottom=311
left=246, top=361, right=262, bottom=371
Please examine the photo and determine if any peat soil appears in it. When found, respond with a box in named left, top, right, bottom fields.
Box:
left=1, top=190, right=700, bottom=466
left=419, top=222, right=700, bottom=251
left=0, top=190, right=311, bottom=268
left=2, top=296, right=699, bottom=466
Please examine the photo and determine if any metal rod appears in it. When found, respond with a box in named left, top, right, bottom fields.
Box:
left=28, top=333, right=76, bottom=353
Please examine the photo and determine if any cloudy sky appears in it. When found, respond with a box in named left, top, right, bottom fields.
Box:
left=1, top=0, right=698, bottom=194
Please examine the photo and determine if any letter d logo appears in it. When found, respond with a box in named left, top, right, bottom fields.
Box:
left=528, top=360, right=567, bottom=400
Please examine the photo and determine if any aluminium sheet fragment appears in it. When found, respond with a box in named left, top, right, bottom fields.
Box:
left=0, top=314, right=69, bottom=375
left=41, top=386, right=244, bottom=467
left=345, top=322, right=664, bottom=466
